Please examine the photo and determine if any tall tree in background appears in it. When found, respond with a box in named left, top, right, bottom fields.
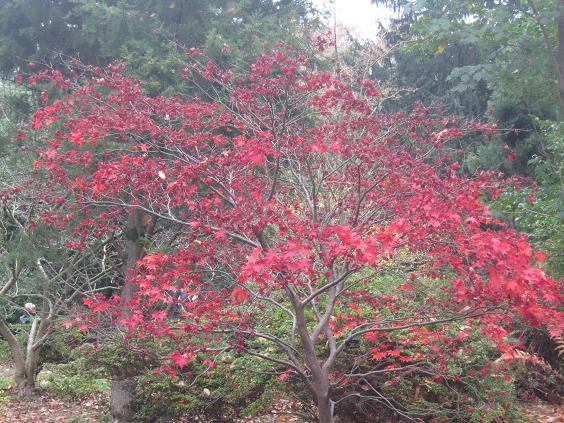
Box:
left=372, top=0, right=563, bottom=116
left=0, top=0, right=318, bottom=95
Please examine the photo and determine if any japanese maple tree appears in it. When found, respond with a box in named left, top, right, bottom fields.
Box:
left=27, top=46, right=563, bottom=422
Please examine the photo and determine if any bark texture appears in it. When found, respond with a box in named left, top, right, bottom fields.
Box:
left=110, top=210, right=155, bottom=422
left=111, top=378, right=138, bottom=422
left=558, top=0, right=564, bottom=116
left=0, top=318, right=41, bottom=399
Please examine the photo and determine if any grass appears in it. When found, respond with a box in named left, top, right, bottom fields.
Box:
left=0, top=375, right=15, bottom=415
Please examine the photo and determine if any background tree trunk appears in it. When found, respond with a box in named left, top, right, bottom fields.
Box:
left=111, top=377, right=138, bottom=422
left=558, top=0, right=564, bottom=116
left=0, top=319, right=40, bottom=398
left=121, top=210, right=153, bottom=305
left=110, top=210, right=155, bottom=422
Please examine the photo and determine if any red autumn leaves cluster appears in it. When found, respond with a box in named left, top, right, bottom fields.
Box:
left=23, top=46, right=562, bottom=378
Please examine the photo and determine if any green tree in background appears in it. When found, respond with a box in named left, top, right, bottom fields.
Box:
left=0, top=0, right=318, bottom=95
left=372, top=0, right=564, bottom=276
left=373, top=0, right=563, bottom=116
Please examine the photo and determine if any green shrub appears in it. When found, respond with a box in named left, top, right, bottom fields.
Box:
left=328, top=272, right=526, bottom=422
left=40, top=324, right=95, bottom=364
left=37, top=355, right=109, bottom=399
left=36, top=323, right=108, bottom=399
left=0, top=375, right=14, bottom=391
left=0, top=327, right=28, bottom=364
left=134, top=355, right=279, bottom=422
left=85, top=338, right=161, bottom=379
left=0, top=375, right=13, bottom=415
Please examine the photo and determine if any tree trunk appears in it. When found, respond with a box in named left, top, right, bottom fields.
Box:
left=19, top=347, right=40, bottom=399
left=110, top=210, right=155, bottom=422
left=111, top=377, right=138, bottom=422
left=12, top=348, right=37, bottom=399
left=121, top=210, right=155, bottom=304
left=293, top=300, right=336, bottom=423
left=0, top=318, right=40, bottom=398
left=15, top=372, right=34, bottom=399
left=316, top=393, right=334, bottom=423
left=558, top=0, right=564, bottom=116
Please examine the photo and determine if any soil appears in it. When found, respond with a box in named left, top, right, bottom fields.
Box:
left=1, top=390, right=108, bottom=423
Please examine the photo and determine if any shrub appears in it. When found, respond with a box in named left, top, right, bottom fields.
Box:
left=37, top=360, right=110, bottom=398
left=134, top=355, right=279, bottom=422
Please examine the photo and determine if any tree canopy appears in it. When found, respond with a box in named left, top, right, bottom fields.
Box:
left=0, top=1, right=562, bottom=422
left=24, top=46, right=564, bottom=422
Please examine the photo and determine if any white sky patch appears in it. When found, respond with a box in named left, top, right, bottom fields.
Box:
left=311, top=0, right=393, bottom=41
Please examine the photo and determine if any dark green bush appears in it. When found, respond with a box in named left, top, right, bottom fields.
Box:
left=134, top=355, right=279, bottom=422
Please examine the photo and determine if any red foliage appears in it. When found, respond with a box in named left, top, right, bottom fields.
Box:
left=27, top=46, right=563, bottom=419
